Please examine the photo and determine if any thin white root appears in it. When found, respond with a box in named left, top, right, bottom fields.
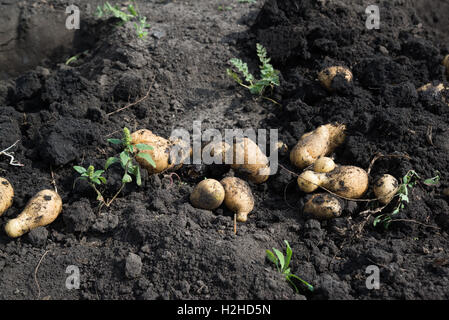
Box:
left=0, top=140, right=24, bottom=167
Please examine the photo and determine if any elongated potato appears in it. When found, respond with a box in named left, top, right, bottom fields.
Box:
left=220, top=177, right=254, bottom=222
left=232, top=137, right=270, bottom=184
left=373, top=174, right=398, bottom=204
left=190, top=179, right=225, bottom=210
left=318, top=66, right=353, bottom=92
left=0, top=177, right=14, bottom=217
left=4, top=189, right=62, bottom=238
left=298, top=165, right=369, bottom=199
left=290, top=123, right=346, bottom=169
left=304, top=193, right=342, bottom=220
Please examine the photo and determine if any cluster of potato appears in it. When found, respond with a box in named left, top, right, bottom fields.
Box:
left=290, top=124, right=399, bottom=220
left=0, top=177, right=62, bottom=238
left=190, top=177, right=254, bottom=222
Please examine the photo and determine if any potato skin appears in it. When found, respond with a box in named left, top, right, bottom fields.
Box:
left=303, top=193, right=342, bottom=220
left=373, top=174, right=399, bottom=204
left=297, top=165, right=369, bottom=199
left=131, top=129, right=172, bottom=174
left=231, top=138, right=270, bottom=184
left=324, top=166, right=369, bottom=199
left=313, top=157, right=336, bottom=173
left=190, top=179, right=225, bottom=210
left=318, top=66, right=353, bottom=92
left=220, top=177, right=255, bottom=222
left=4, top=189, right=62, bottom=238
left=290, top=123, right=346, bottom=169
left=297, top=170, right=322, bottom=193
left=0, top=177, right=14, bottom=217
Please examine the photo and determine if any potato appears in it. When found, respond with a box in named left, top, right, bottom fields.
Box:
left=313, top=157, right=336, bottom=173
left=443, top=55, right=449, bottom=76
left=231, top=137, right=270, bottom=184
left=373, top=174, right=399, bottom=204
left=275, top=141, right=289, bottom=157
left=4, top=189, right=62, bottom=238
left=220, top=177, right=255, bottom=222
left=417, top=82, right=446, bottom=95
left=290, top=123, right=346, bottom=169
left=0, top=177, right=14, bottom=217
left=131, top=129, right=171, bottom=174
left=298, top=165, right=369, bottom=199
left=190, top=179, right=225, bottom=210
left=131, top=129, right=190, bottom=174
left=303, top=193, right=342, bottom=220
left=318, top=66, right=353, bottom=92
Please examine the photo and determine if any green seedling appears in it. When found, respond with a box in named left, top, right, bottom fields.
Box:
left=96, top=1, right=150, bottom=38
left=65, top=50, right=89, bottom=65
left=73, top=165, right=107, bottom=202
left=106, top=127, right=156, bottom=187
left=266, top=240, right=314, bottom=293
left=227, top=43, right=280, bottom=97
left=374, top=170, right=440, bottom=228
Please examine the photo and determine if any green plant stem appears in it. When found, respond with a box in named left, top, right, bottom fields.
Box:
left=104, top=158, right=131, bottom=207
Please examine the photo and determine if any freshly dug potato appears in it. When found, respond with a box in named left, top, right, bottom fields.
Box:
left=298, top=165, right=369, bottom=199
left=0, top=177, right=14, bottom=217
left=131, top=129, right=171, bottom=174
left=131, top=129, right=190, bottom=174
left=318, top=66, right=353, bottom=92
left=373, top=174, right=399, bottom=204
left=313, top=157, right=336, bottom=173
left=231, top=137, right=270, bottom=184
left=190, top=179, right=225, bottom=210
left=275, top=141, right=289, bottom=157
left=290, top=123, right=346, bottom=169
left=4, top=189, right=62, bottom=238
left=443, top=55, right=449, bottom=76
left=220, top=177, right=254, bottom=222
left=303, top=193, right=342, bottom=220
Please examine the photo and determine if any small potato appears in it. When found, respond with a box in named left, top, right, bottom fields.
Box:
left=190, top=179, right=225, bottom=210
left=0, top=177, right=14, bottom=217
left=220, top=177, right=255, bottom=222
left=231, top=137, right=270, bottom=184
left=297, top=165, right=369, bottom=199
left=373, top=174, right=399, bottom=204
left=303, top=193, right=342, bottom=220
left=290, top=123, right=346, bottom=169
left=4, top=189, right=62, bottom=238
left=313, top=157, right=336, bottom=173
left=297, top=170, right=323, bottom=193
left=318, top=66, right=353, bottom=92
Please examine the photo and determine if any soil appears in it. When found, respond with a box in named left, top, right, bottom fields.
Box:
left=0, top=0, right=449, bottom=300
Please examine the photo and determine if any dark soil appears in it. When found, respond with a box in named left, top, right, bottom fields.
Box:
left=1, top=0, right=449, bottom=300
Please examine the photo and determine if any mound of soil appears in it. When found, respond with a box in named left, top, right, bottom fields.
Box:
left=0, top=0, right=449, bottom=300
